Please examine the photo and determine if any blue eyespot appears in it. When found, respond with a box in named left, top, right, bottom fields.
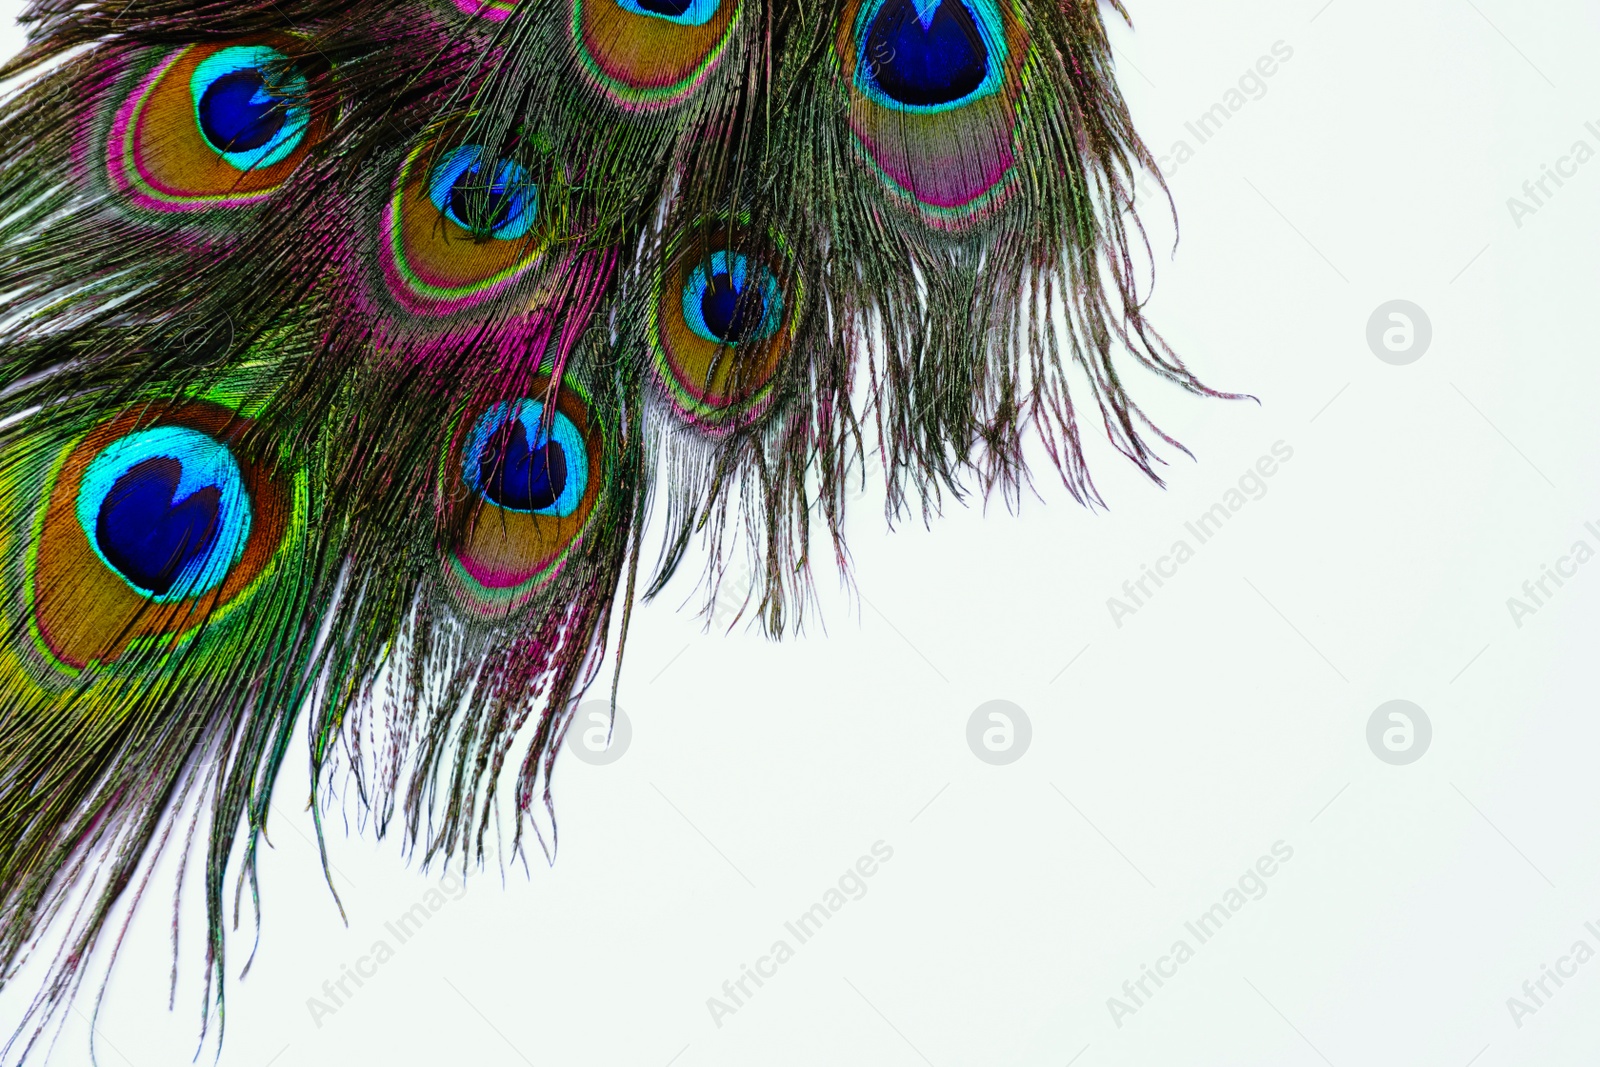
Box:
left=190, top=46, right=310, bottom=170
left=75, top=426, right=253, bottom=600
left=615, top=0, right=721, bottom=26
left=427, top=146, right=540, bottom=240
left=463, top=400, right=588, bottom=516
left=858, top=0, right=1005, bottom=110
left=680, top=252, right=783, bottom=345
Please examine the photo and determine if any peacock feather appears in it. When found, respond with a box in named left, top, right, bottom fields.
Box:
left=0, top=0, right=1231, bottom=1057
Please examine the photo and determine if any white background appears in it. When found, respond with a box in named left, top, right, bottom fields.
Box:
left=4, top=1, right=1600, bottom=1065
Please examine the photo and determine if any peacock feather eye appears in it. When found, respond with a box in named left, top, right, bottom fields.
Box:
left=444, top=383, right=606, bottom=613
left=462, top=399, right=588, bottom=516
left=858, top=0, right=1005, bottom=108
left=615, top=0, right=721, bottom=25
left=381, top=138, right=556, bottom=315
left=75, top=426, right=251, bottom=601
left=571, top=0, right=737, bottom=110
left=679, top=251, right=784, bottom=346
left=838, top=0, right=1025, bottom=227
left=650, top=224, right=801, bottom=431
left=107, top=38, right=327, bottom=212
left=190, top=47, right=311, bottom=170
left=427, top=146, right=540, bottom=241
left=26, top=402, right=291, bottom=671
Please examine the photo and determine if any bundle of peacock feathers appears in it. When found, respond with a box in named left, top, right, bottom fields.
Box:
left=0, top=0, right=1227, bottom=1057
